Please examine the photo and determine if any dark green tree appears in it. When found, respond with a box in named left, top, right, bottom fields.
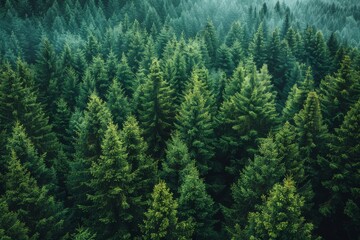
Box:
left=0, top=198, right=29, bottom=240
left=202, top=20, right=218, bottom=66
left=86, top=122, right=133, bottom=239
left=178, top=163, right=217, bottom=240
left=234, top=178, right=316, bottom=240
left=175, top=74, right=215, bottom=176
left=249, top=23, right=267, bottom=69
left=4, top=151, right=65, bottom=240
left=106, top=79, right=131, bottom=128
left=217, top=44, right=234, bottom=76
left=141, top=181, right=194, bottom=240
left=136, top=59, right=174, bottom=157
left=117, top=53, right=135, bottom=97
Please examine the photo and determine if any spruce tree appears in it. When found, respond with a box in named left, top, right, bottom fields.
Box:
left=234, top=178, right=315, bottom=240
left=178, top=163, right=217, bottom=240
left=4, top=151, right=65, bottom=240
left=141, top=181, right=194, bottom=240
left=228, top=137, right=285, bottom=228
left=106, top=79, right=131, bottom=128
left=0, top=198, right=29, bottom=240
left=217, top=44, right=234, bottom=76
left=219, top=65, right=278, bottom=176
left=202, top=20, right=218, bottom=66
left=175, top=73, right=215, bottom=176
left=117, top=53, right=135, bottom=97
left=136, top=58, right=175, bottom=157
left=161, top=132, right=193, bottom=195
left=249, top=23, right=267, bottom=69
left=87, top=122, right=133, bottom=239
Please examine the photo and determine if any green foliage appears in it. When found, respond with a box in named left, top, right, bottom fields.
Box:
left=228, top=137, right=285, bottom=228
left=0, top=198, right=29, bottom=240
left=234, top=178, right=316, bottom=240
left=178, top=163, right=217, bottom=239
left=136, top=58, right=175, bottom=157
left=87, top=122, right=133, bottom=239
left=4, top=151, right=65, bottom=240
left=175, top=74, right=215, bottom=175
left=220, top=65, right=278, bottom=176
left=141, top=181, right=194, bottom=240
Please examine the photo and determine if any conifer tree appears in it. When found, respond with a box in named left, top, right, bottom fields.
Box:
left=120, top=115, right=157, bottom=231
left=175, top=74, right=215, bottom=176
left=219, top=65, right=278, bottom=176
left=118, top=53, right=135, bottom=97
left=223, top=63, right=246, bottom=100
left=178, top=163, right=217, bottom=240
left=86, top=122, right=133, bottom=239
left=141, top=181, right=194, bottom=240
left=106, top=79, right=131, bottom=128
left=88, top=55, right=109, bottom=99
left=161, top=132, right=193, bottom=195
left=234, top=178, right=315, bottom=240
left=4, top=122, right=55, bottom=188
left=4, top=151, right=65, bottom=240
left=228, top=137, right=285, bottom=228
left=202, top=20, right=218, bottom=66
left=249, top=23, right=267, bottom=69
left=323, top=100, right=360, bottom=237
left=0, top=64, right=60, bottom=166
left=0, top=198, right=29, bottom=240
left=319, top=55, right=360, bottom=130
left=217, top=44, right=234, bottom=76
left=127, top=30, right=145, bottom=72
left=136, top=59, right=174, bottom=157
left=225, top=21, right=243, bottom=48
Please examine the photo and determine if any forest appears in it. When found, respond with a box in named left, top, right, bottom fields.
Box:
left=0, top=0, right=359, bottom=239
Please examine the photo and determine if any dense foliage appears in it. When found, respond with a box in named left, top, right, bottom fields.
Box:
left=0, top=0, right=359, bottom=239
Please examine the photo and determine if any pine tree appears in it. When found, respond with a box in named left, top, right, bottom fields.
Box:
left=178, top=163, right=216, bottom=240
left=86, top=122, right=133, bottom=239
left=0, top=198, right=29, bottom=240
left=202, top=20, right=218, bottom=66
left=161, top=132, right=193, bottom=195
left=249, top=23, right=267, bottom=69
left=4, top=151, right=65, bottom=240
left=120, top=115, right=157, bottom=232
left=118, top=53, right=135, bottom=97
left=217, top=44, right=234, bottom=76
left=106, top=79, right=131, bottom=128
left=88, top=55, right=109, bottom=99
left=228, top=137, right=285, bottom=228
left=223, top=63, right=246, bottom=100
left=219, top=65, right=278, bottom=176
left=234, top=178, right=315, bottom=240
left=225, top=21, right=243, bottom=47
left=141, top=181, right=194, bottom=240
left=4, top=122, right=55, bottom=188
left=0, top=64, right=60, bottom=166
left=84, top=33, right=101, bottom=63
left=127, top=29, right=145, bottom=72
left=319, top=55, right=360, bottom=130
left=175, top=73, right=215, bottom=176
left=136, top=59, right=174, bottom=157
left=67, top=93, right=113, bottom=222
left=322, top=100, right=360, bottom=237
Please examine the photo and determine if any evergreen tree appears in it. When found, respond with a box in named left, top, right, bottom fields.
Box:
left=161, top=132, right=193, bottom=195
left=249, top=23, right=267, bottom=69
left=228, top=137, right=285, bottom=228
left=322, top=99, right=360, bottom=237
left=175, top=73, right=215, bottom=176
left=106, top=79, right=131, bottom=128
left=141, top=181, right=194, bottom=240
left=178, top=163, right=217, bottom=240
left=117, top=53, right=135, bottom=97
left=136, top=59, right=174, bottom=157
left=4, top=151, right=65, bottom=240
left=4, top=122, right=55, bottom=188
left=202, top=20, right=218, bottom=66
left=217, top=44, right=234, bottom=76
left=219, top=65, right=278, bottom=176
left=223, top=63, right=246, bottom=100
left=0, top=198, right=29, bottom=240
left=234, top=178, right=316, bottom=240
left=319, top=55, right=360, bottom=130
left=87, top=122, right=133, bottom=239
left=225, top=21, right=243, bottom=48
left=0, top=64, right=60, bottom=166
left=88, top=55, right=109, bottom=99
left=127, top=30, right=145, bottom=72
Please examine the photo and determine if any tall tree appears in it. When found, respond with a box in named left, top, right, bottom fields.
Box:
left=233, top=178, right=316, bottom=240
left=249, top=22, right=267, bottom=69
left=86, top=122, right=134, bottom=239
left=136, top=59, right=174, bottom=157
left=175, top=73, right=215, bottom=176
left=219, top=65, right=278, bottom=176
left=4, top=151, right=65, bottom=240
left=178, top=163, right=217, bottom=240
left=141, top=181, right=194, bottom=240
left=202, top=20, right=218, bottom=66
left=117, top=53, right=135, bottom=97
